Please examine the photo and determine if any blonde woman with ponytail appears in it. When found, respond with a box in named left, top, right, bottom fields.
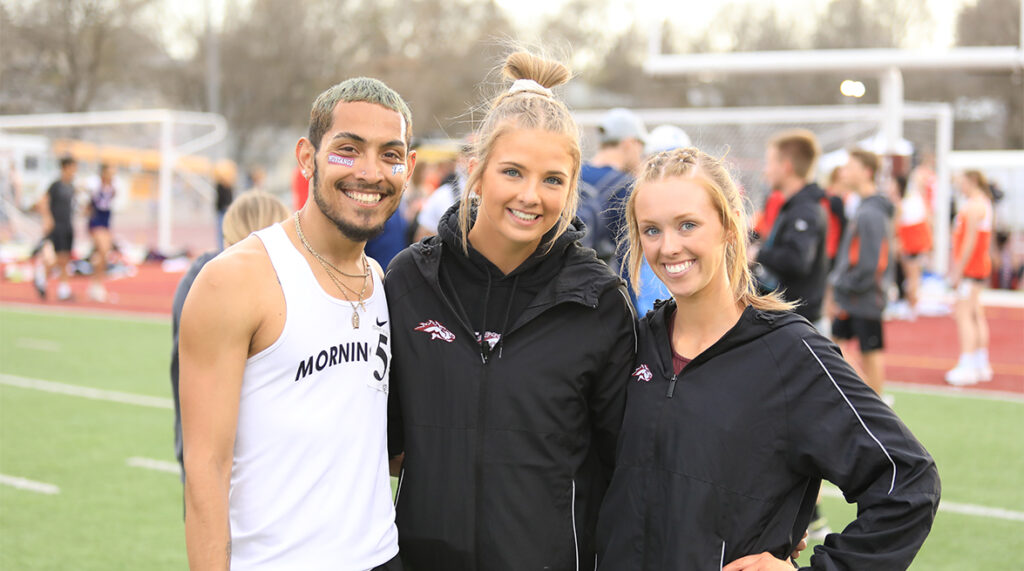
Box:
left=385, top=51, right=636, bottom=570
left=597, top=148, right=940, bottom=570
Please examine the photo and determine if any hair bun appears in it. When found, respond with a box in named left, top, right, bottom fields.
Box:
left=503, top=52, right=571, bottom=90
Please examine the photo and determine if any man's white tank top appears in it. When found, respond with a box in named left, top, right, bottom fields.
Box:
left=230, top=223, right=397, bottom=570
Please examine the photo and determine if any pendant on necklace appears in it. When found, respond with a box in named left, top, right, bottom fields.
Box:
left=352, top=310, right=360, bottom=329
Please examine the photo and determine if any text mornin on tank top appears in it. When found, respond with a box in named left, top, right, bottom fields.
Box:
left=230, top=223, right=397, bottom=570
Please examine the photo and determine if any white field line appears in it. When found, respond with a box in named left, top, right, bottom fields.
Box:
left=0, top=302, right=169, bottom=323
left=887, top=381, right=1024, bottom=404
left=0, top=474, right=60, bottom=495
left=15, top=338, right=61, bottom=352
left=0, top=374, right=173, bottom=409
left=821, top=486, right=1024, bottom=523
left=126, top=457, right=180, bottom=474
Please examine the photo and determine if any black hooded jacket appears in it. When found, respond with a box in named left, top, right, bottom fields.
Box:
left=385, top=205, right=637, bottom=571
left=597, top=301, right=940, bottom=570
left=755, top=182, right=829, bottom=322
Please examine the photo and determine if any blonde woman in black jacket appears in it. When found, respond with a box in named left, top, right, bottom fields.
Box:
left=597, top=148, right=940, bottom=570
left=385, top=51, right=636, bottom=571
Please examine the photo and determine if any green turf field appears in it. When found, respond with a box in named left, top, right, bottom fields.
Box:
left=1, top=306, right=1022, bottom=569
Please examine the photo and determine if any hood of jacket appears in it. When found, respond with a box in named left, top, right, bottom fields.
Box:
left=418, top=204, right=622, bottom=302
left=643, top=299, right=806, bottom=378
left=405, top=203, right=625, bottom=358
left=784, top=181, right=825, bottom=210
left=859, top=191, right=895, bottom=219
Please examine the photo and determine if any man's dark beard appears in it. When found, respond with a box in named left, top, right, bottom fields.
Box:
left=311, top=162, right=394, bottom=242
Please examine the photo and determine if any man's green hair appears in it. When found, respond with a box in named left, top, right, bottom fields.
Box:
left=307, top=77, right=413, bottom=150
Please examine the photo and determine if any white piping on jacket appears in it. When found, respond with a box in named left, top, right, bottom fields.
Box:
left=571, top=479, right=580, bottom=571
left=394, top=467, right=405, bottom=507
left=802, top=339, right=897, bottom=494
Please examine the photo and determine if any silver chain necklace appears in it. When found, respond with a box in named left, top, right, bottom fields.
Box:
left=294, top=212, right=369, bottom=328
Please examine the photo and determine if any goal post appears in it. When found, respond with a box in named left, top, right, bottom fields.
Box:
left=0, top=109, right=227, bottom=254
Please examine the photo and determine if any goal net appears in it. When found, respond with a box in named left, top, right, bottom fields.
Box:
left=0, top=110, right=227, bottom=259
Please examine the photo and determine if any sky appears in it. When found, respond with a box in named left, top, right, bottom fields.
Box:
left=157, top=0, right=981, bottom=59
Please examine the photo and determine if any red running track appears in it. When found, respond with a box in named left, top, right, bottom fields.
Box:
left=2, top=261, right=1022, bottom=395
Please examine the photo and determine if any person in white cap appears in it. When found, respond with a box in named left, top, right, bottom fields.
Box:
left=578, top=108, right=647, bottom=273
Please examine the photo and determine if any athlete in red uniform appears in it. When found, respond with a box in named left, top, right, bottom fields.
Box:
left=945, top=170, right=994, bottom=386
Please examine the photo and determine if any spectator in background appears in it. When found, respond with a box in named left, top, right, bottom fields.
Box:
left=247, top=164, right=267, bottom=192
left=86, top=163, right=118, bottom=302
left=213, top=160, right=236, bottom=250
left=827, top=149, right=894, bottom=402
left=0, top=157, right=25, bottom=241
left=365, top=209, right=409, bottom=268
left=292, top=164, right=309, bottom=210
left=945, top=170, right=994, bottom=386
left=414, top=144, right=469, bottom=241
left=170, top=190, right=290, bottom=488
left=578, top=107, right=646, bottom=272
left=893, top=172, right=933, bottom=320
left=754, top=129, right=829, bottom=328
left=400, top=142, right=431, bottom=244
left=34, top=156, right=78, bottom=301
left=752, top=188, right=785, bottom=244
left=823, top=165, right=848, bottom=270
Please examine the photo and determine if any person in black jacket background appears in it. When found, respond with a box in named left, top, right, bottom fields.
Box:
left=385, top=51, right=636, bottom=571
left=753, top=129, right=829, bottom=327
left=597, top=147, right=940, bottom=570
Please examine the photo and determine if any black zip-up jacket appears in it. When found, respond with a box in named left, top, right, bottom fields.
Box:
left=755, top=182, right=829, bottom=322
left=386, top=206, right=637, bottom=571
left=597, top=301, right=940, bottom=570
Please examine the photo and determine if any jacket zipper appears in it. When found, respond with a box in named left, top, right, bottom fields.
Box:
left=473, top=358, right=490, bottom=570
left=666, top=373, right=678, bottom=398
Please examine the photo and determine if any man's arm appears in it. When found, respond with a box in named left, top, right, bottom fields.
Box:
left=180, top=250, right=262, bottom=571
left=36, top=185, right=53, bottom=234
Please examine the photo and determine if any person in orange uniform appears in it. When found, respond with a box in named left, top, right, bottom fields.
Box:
left=894, top=172, right=933, bottom=318
left=945, top=170, right=994, bottom=386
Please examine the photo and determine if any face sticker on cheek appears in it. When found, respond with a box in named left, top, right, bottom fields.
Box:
left=327, top=154, right=355, bottom=167
left=392, top=164, right=406, bottom=175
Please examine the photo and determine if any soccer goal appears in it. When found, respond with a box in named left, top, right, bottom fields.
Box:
left=0, top=109, right=227, bottom=256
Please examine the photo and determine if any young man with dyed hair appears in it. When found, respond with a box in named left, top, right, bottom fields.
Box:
left=180, top=77, right=416, bottom=571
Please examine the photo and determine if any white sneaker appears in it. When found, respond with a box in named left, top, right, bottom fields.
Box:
left=945, top=365, right=980, bottom=386
left=33, top=264, right=47, bottom=299
left=978, top=363, right=993, bottom=382
left=88, top=283, right=108, bottom=302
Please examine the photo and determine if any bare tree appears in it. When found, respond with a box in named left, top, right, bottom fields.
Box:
left=0, top=0, right=164, bottom=114
left=951, top=0, right=1022, bottom=148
